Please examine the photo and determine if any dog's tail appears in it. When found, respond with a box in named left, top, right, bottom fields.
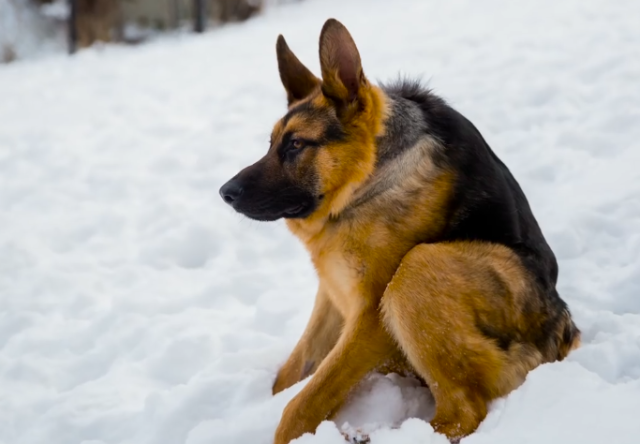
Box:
left=557, top=308, right=581, bottom=361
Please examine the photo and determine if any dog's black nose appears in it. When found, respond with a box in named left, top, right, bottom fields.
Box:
left=219, top=180, right=244, bottom=205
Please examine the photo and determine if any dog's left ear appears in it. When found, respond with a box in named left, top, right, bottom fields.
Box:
left=318, top=19, right=367, bottom=107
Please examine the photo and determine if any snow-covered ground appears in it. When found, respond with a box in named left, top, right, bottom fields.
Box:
left=1, top=0, right=640, bottom=443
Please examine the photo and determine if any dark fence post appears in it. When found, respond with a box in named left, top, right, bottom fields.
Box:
left=194, top=0, right=205, bottom=33
left=68, top=0, right=78, bottom=54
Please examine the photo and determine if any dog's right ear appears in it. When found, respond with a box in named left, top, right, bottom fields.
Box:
left=276, top=35, right=320, bottom=106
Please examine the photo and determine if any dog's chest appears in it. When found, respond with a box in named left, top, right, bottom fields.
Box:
left=311, top=220, right=404, bottom=317
left=315, top=250, right=366, bottom=318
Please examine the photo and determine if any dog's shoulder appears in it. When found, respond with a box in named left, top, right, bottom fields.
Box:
left=382, top=79, right=559, bottom=291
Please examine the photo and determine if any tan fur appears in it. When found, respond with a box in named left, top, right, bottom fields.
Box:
left=273, top=113, right=330, bottom=147
left=381, top=242, right=544, bottom=439
left=272, top=287, right=343, bottom=393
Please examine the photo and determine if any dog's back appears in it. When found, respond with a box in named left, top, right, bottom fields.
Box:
left=382, top=80, right=580, bottom=361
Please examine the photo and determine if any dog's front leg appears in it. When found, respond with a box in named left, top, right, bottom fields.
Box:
left=273, top=286, right=343, bottom=394
left=274, top=308, right=395, bottom=444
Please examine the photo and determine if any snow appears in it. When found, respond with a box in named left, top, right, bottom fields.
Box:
left=1, top=0, right=639, bottom=443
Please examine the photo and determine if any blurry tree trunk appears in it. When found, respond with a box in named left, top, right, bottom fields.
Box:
left=193, top=0, right=205, bottom=32
left=2, top=45, right=17, bottom=63
left=68, top=0, right=77, bottom=53
left=210, top=0, right=262, bottom=24
left=71, top=0, right=119, bottom=49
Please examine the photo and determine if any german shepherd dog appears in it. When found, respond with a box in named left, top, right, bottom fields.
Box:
left=220, top=19, right=580, bottom=444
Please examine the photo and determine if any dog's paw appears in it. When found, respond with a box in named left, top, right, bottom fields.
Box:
left=340, top=429, right=370, bottom=444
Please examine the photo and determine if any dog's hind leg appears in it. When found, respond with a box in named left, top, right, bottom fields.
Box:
left=272, top=286, right=343, bottom=394
left=381, top=242, right=544, bottom=442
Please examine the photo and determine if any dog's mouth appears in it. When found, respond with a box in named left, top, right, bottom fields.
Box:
left=282, top=194, right=324, bottom=219
left=220, top=173, right=320, bottom=221
left=282, top=202, right=313, bottom=219
left=224, top=197, right=317, bottom=222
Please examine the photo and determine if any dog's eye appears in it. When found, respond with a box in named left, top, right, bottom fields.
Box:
left=282, top=138, right=308, bottom=162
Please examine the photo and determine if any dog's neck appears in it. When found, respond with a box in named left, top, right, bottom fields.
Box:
left=285, top=85, right=388, bottom=243
left=285, top=89, right=441, bottom=248
left=347, top=93, right=438, bottom=210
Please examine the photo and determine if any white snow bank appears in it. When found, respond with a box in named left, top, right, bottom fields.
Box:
left=0, top=0, right=639, bottom=443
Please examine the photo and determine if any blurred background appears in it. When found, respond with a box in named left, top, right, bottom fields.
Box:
left=0, top=0, right=291, bottom=62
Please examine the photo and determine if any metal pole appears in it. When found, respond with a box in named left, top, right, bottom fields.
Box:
left=68, top=0, right=77, bottom=54
left=194, top=0, right=205, bottom=33
left=171, top=0, right=180, bottom=29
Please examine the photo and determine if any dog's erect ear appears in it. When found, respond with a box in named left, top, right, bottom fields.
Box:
left=276, top=35, right=321, bottom=106
left=319, top=19, right=365, bottom=105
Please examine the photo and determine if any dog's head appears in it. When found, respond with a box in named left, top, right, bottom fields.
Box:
left=219, top=19, right=385, bottom=221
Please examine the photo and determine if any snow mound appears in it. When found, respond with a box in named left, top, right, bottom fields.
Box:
left=1, top=0, right=639, bottom=443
